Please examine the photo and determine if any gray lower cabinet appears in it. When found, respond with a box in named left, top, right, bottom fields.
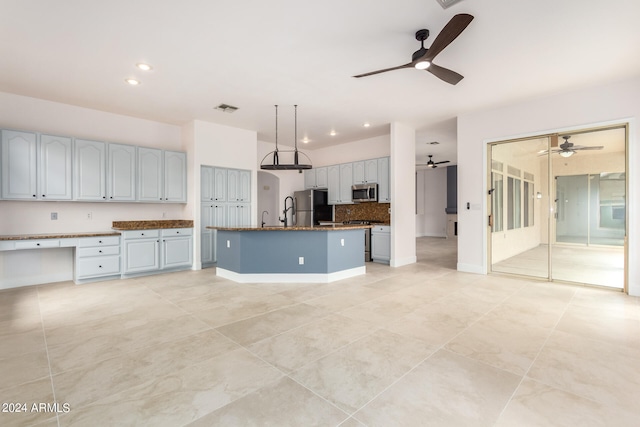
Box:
left=75, top=236, right=121, bottom=282
left=371, top=225, right=391, bottom=264
left=122, top=228, right=192, bottom=276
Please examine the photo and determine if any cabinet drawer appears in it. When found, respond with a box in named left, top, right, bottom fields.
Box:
left=77, top=236, right=121, bottom=247
left=15, top=239, right=60, bottom=250
left=371, top=226, right=390, bottom=233
left=77, top=245, right=120, bottom=257
left=122, top=230, right=159, bottom=239
left=161, top=228, right=193, bottom=237
left=76, top=255, right=121, bottom=278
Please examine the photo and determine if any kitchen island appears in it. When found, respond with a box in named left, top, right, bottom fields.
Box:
left=206, top=224, right=371, bottom=283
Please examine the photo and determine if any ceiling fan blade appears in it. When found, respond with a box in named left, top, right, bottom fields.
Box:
left=353, top=63, right=412, bottom=78
left=427, top=63, right=464, bottom=85
left=423, top=14, right=474, bottom=63
left=434, top=160, right=450, bottom=165
left=574, top=145, right=604, bottom=151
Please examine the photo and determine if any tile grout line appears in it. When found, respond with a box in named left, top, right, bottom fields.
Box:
left=36, top=285, right=62, bottom=427
left=491, top=287, right=578, bottom=426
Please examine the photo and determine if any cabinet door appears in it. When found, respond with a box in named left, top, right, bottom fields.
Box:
left=39, top=135, right=72, bottom=200
left=124, top=238, right=160, bottom=273
left=164, top=151, right=187, bottom=202
left=75, top=139, right=107, bottom=201
left=371, top=231, right=391, bottom=261
left=327, top=165, right=340, bottom=204
left=315, top=167, right=328, bottom=188
left=227, top=204, right=239, bottom=227
left=213, top=204, right=226, bottom=226
left=377, top=157, right=391, bottom=202
left=201, top=166, right=214, bottom=201
left=227, top=169, right=239, bottom=201
left=138, top=147, right=163, bottom=202
left=304, top=169, right=316, bottom=189
left=339, top=163, right=353, bottom=204
left=239, top=170, right=251, bottom=202
left=213, top=168, right=227, bottom=201
left=239, top=204, right=251, bottom=226
left=108, top=143, right=136, bottom=201
left=352, top=161, right=365, bottom=184
left=1, top=130, right=37, bottom=199
left=162, top=236, right=192, bottom=269
left=365, top=159, right=379, bottom=183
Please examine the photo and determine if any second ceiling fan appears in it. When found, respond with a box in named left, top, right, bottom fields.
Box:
left=353, top=13, right=474, bottom=85
left=418, top=155, right=450, bottom=168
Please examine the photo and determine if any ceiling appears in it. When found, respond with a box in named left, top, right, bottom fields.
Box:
left=2, top=0, right=639, bottom=166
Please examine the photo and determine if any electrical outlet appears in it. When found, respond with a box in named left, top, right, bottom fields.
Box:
left=298, top=256, right=304, bottom=265
left=87, top=212, right=92, bottom=220
left=162, top=212, right=167, bottom=218
left=227, top=240, right=230, bottom=248
left=51, top=212, right=58, bottom=220
left=340, top=238, right=344, bottom=246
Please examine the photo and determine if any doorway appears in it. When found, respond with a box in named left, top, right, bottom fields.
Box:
left=488, top=126, right=627, bottom=290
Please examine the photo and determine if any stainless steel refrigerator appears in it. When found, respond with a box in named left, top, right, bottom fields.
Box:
left=293, top=189, right=332, bottom=226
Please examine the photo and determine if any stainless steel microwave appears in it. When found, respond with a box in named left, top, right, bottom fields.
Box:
left=352, top=183, right=378, bottom=202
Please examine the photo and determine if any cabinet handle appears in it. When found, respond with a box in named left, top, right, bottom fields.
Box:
left=103, top=196, right=106, bottom=199
left=98, top=240, right=102, bottom=243
left=110, top=196, right=113, bottom=199
left=141, top=233, right=145, bottom=236
left=99, top=250, right=102, bottom=253
left=98, top=265, right=102, bottom=268
left=33, top=194, right=36, bottom=198
left=36, top=243, right=40, bottom=246
left=42, top=195, right=46, bottom=197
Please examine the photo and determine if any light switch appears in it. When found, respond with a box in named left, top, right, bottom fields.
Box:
left=340, top=238, right=344, bottom=246
left=226, top=240, right=230, bottom=248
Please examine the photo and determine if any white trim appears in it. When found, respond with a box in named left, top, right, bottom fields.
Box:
left=390, top=255, right=417, bottom=268
left=457, top=263, right=485, bottom=275
left=215, top=266, right=366, bottom=283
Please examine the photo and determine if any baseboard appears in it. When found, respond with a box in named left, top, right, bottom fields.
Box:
left=390, top=256, right=417, bottom=268
left=457, top=263, right=485, bottom=274
left=216, top=266, right=366, bottom=283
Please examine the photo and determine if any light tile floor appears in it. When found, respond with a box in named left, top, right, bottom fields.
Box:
left=1, top=237, right=639, bottom=426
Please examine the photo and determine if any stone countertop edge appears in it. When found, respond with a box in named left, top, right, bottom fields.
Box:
left=111, top=219, right=194, bottom=230
left=0, top=231, right=121, bottom=241
left=207, top=224, right=373, bottom=231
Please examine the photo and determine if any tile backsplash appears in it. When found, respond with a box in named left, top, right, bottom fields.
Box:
left=335, top=203, right=390, bottom=223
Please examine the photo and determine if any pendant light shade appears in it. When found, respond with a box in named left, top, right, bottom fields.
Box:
left=260, top=105, right=312, bottom=171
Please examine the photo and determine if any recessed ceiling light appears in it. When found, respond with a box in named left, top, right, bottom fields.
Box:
left=330, top=130, right=336, bottom=136
left=363, top=122, right=371, bottom=128
left=136, top=63, right=152, bottom=71
left=125, top=78, right=141, bottom=86
left=302, top=137, right=310, bottom=144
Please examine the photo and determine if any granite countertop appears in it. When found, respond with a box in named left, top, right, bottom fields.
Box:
left=0, top=231, right=121, bottom=241
left=112, top=220, right=194, bottom=230
left=207, top=224, right=372, bottom=231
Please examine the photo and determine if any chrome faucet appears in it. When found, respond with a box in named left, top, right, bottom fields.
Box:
left=280, top=196, right=295, bottom=227
left=261, top=210, right=268, bottom=228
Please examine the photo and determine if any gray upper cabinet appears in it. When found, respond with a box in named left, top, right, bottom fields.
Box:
left=377, top=156, right=391, bottom=202
left=213, top=168, right=227, bottom=201
left=39, top=134, right=73, bottom=200
left=137, top=147, right=163, bottom=202
left=304, top=166, right=328, bottom=189
left=1, top=130, right=38, bottom=199
left=353, top=159, right=378, bottom=184
left=226, top=169, right=250, bottom=202
left=201, top=165, right=214, bottom=201
left=327, top=163, right=353, bottom=205
left=107, top=143, right=136, bottom=201
left=138, top=148, right=186, bottom=203
left=339, top=163, right=353, bottom=203
left=164, top=150, right=187, bottom=202
left=1, top=131, right=72, bottom=201
left=75, top=139, right=107, bottom=201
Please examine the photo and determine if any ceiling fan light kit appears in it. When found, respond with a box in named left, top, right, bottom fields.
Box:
left=353, top=14, right=474, bottom=85
left=538, top=135, right=604, bottom=157
left=260, top=105, right=312, bottom=171
left=418, top=154, right=451, bottom=168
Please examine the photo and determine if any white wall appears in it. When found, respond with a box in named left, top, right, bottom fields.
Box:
left=457, top=77, right=640, bottom=296
left=309, top=135, right=390, bottom=166
left=390, top=122, right=416, bottom=267
left=416, top=168, right=447, bottom=237
left=257, top=171, right=280, bottom=227
left=0, top=92, right=184, bottom=288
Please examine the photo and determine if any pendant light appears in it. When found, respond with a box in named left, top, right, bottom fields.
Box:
left=260, top=105, right=312, bottom=171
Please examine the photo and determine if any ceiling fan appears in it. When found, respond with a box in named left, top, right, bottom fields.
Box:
left=353, top=13, right=474, bottom=85
left=418, top=155, right=450, bottom=168
left=539, top=136, right=604, bottom=158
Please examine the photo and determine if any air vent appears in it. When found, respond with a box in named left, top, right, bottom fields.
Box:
left=428, top=141, right=440, bottom=145
left=214, top=104, right=239, bottom=113
left=435, top=0, right=465, bottom=9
